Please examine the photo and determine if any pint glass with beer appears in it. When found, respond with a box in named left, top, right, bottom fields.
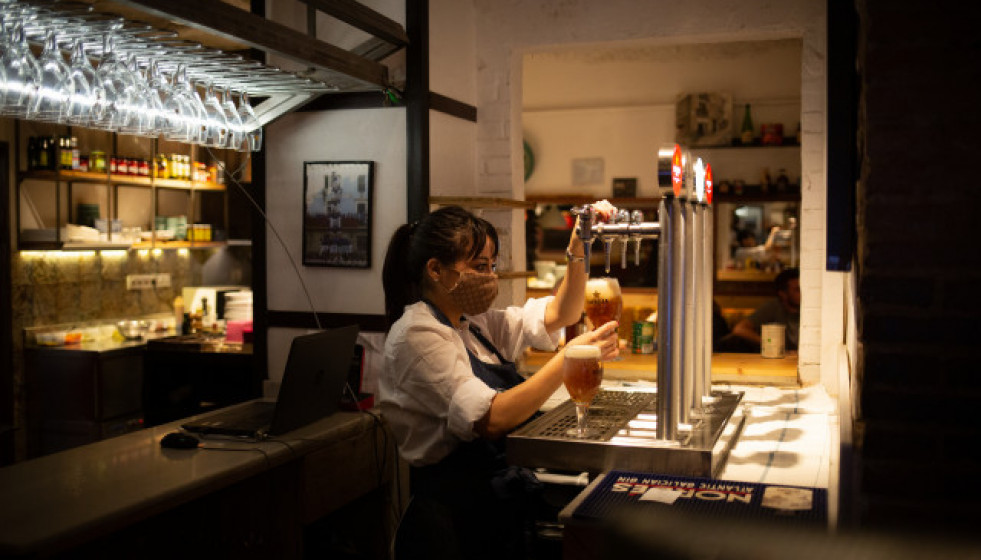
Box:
left=584, top=277, right=622, bottom=329
left=584, top=276, right=622, bottom=360
left=563, top=344, right=604, bottom=438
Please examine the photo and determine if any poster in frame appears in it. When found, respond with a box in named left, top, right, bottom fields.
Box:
left=302, top=161, right=374, bottom=268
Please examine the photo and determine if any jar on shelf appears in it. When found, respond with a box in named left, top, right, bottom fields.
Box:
left=90, top=150, right=107, bottom=173
left=155, top=154, right=169, bottom=178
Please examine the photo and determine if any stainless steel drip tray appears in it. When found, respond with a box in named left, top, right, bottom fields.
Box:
left=507, top=389, right=746, bottom=478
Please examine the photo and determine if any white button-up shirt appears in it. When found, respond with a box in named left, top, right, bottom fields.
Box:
left=379, top=298, right=560, bottom=466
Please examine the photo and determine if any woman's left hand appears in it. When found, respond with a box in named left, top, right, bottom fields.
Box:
left=568, top=320, right=620, bottom=361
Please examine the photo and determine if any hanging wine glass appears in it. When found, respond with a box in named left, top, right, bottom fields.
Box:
left=220, top=86, right=244, bottom=151
left=237, top=91, right=261, bottom=152
left=29, top=29, right=70, bottom=122
left=0, top=21, right=41, bottom=118
left=90, top=34, right=138, bottom=131
left=136, top=58, right=167, bottom=137
left=162, top=64, right=204, bottom=143
left=0, top=23, right=8, bottom=109
left=201, top=82, right=228, bottom=148
left=117, top=55, right=154, bottom=136
left=60, top=38, right=98, bottom=126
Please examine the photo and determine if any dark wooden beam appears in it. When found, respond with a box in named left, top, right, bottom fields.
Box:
left=112, top=0, right=390, bottom=89
left=299, top=0, right=409, bottom=47
left=405, top=0, right=429, bottom=223
left=296, top=91, right=391, bottom=111
left=429, top=92, right=477, bottom=122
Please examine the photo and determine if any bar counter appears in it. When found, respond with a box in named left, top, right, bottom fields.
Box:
left=0, top=404, right=395, bottom=559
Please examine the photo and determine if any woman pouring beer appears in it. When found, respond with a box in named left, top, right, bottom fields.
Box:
left=380, top=203, right=619, bottom=559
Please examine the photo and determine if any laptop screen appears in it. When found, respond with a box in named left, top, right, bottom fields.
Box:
left=269, top=324, right=360, bottom=435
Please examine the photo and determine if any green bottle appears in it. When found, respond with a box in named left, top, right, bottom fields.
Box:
left=741, top=104, right=754, bottom=145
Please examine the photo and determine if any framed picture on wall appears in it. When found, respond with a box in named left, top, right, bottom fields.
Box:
left=302, top=161, right=374, bottom=268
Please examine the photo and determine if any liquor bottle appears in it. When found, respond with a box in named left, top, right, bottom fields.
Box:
left=38, top=137, right=50, bottom=170
left=70, top=137, right=80, bottom=170
left=741, top=104, right=754, bottom=145
left=27, top=137, right=38, bottom=170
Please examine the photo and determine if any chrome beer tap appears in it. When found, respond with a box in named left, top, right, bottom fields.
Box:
left=572, top=204, right=661, bottom=274
left=572, top=204, right=597, bottom=268
left=616, top=209, right=631, bottom=269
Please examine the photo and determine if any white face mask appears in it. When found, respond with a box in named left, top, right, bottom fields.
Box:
left=446, top=270, right=499, bottom=315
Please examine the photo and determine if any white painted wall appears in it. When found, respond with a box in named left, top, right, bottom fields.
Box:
left=265, top=109, right=406, bottom=316
left=467, top=0, right=835, bottom=392
left=263, top=109, right=405, bottom=381
left=430, top=0, right=477, bottom=105
left=523, top=40, right=802, bottom=196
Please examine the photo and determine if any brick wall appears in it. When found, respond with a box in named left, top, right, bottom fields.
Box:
left=855, top=0, right=981, bottom=536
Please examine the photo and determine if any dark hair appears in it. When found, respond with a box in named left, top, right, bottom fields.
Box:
left=775, top=267, right=799, bottom=293
left=382, top=206, right=499, bottom=329
left=736, top=229, right=756, bottom=244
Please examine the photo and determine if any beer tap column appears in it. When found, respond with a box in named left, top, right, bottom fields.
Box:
left=701, top=165, right=716, bottom=403
left=656, top=144, right=685, bottom=440
left=656, top=194, right=681, bottom=440
left=702, top=201, right=714, bottom=401
left=690, top=157, right=707, bottom=410
left=680, top=149, right=698, bottom=425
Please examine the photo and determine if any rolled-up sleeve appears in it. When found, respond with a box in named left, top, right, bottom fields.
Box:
left=447, top=376, right=497, bottom=440
left=477, top=296, right=561, bottom=362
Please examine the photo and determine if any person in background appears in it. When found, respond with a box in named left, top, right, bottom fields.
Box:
left=380, top=203, right=619, bottom=560
left=718, top=268, right=800, bottom=353
left=733, top=225, right=781, bottom=267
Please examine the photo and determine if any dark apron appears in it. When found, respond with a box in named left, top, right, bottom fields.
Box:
left=401, top=303, right=543, bottom=560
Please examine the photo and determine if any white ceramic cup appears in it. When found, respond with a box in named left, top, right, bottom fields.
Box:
left=761, top=323, right=786, bottom=358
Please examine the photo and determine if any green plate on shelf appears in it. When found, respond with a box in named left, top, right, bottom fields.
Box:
left=524, top=140, right=535, bottom=181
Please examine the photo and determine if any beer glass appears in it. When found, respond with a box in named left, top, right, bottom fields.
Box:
left=563, top=345, right=604, bottom=438
left=584, top=276, right=622, bottom=329
left=584, top=276, right=622, bottom=360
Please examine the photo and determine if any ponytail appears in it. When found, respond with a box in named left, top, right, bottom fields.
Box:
left=382, top=223, right=417, bottom=329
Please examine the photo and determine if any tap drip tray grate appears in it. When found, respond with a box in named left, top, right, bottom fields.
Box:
left=508, top=389, right=746, bottom=478
left=527, top=390, right=656, bottom=441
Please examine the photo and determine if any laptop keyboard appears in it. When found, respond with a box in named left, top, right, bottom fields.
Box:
left=187, top=401, right=275, bottom=433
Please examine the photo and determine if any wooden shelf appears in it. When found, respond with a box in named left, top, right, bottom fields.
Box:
left=692, top=140, right=801, bottom=149
left=429, top=196, right=535, bottom=210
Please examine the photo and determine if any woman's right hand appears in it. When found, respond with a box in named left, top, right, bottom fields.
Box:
left=567, top=320, right=620, bottom=361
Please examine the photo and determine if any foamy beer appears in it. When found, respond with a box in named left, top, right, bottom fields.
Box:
left=563, top=344, right=604, bottom=403
left=584, top=277, right=622, bottom=330
left=563, top=344, right=604, bottom=437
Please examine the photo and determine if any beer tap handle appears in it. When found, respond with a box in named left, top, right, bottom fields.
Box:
left=630, top=210, right=645, bottom=266
left=572, top=205, right=595, bottom=265
left=603, top=237, right=613, bottom=274
left=617, top=209, right=631, bottom=269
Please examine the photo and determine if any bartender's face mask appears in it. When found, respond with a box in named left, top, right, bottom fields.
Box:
left=436, top=240, right=499, bottom=315
left=446, top=269, right=499, bottom=315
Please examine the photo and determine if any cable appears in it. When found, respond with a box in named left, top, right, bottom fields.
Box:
left=204, top=146, right=322, bottom=331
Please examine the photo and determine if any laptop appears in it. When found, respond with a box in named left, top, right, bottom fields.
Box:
left=182, top=325, right=360, bottom=438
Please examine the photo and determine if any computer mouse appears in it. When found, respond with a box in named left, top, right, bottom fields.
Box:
left=160, top=431, right=201, bottom=449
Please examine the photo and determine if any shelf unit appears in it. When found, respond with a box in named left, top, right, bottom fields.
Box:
left=14, top=120, right=247, bottom=251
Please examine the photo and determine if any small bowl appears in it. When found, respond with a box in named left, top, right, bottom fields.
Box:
left=116, top=320, right=150, bottom=339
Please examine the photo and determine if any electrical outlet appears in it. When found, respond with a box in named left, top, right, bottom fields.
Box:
left=126, top=273, right=171, bottom=290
